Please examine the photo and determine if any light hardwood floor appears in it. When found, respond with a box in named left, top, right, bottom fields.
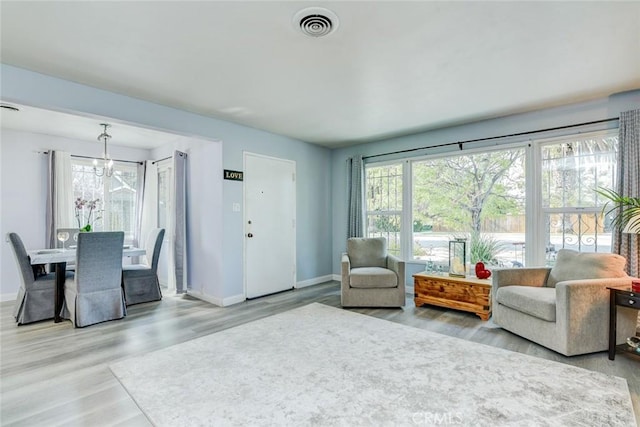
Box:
left=1, top=282, right=638, bottom=426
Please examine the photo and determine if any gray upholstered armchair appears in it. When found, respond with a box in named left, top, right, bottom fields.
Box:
left=492, top=249, right=638, bottom=356
left=341, top=237, right=405, bottom=307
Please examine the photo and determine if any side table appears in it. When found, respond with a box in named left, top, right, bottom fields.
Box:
left=608, top=286, right=640, bottom=361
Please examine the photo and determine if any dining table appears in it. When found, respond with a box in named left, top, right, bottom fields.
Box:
left=28, top=246, right=146, bottom=322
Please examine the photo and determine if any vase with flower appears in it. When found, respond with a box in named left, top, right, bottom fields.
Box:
left=75, top=197, right=102, bottom=232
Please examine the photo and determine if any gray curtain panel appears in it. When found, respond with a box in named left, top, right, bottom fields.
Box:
left=46, top=151, right=57, bottom=249
left=613, top=109, right=640, bottom=277
left=173, top=150, right=187, bottom=293
left=347, top=155, right=364, bottom=238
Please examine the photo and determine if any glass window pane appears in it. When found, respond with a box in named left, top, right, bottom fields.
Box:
left=541, top=135, right=617, bottom=209
left=540, top=132, right=617, bottom=265
left=545, top=211, right=613, bottom=265
left=366, top=164, right=402, bottom=212
left=72, top=162, right=105, bottom=231
left=108, top=166, right=138, bottom=241
left=412, top=149, right=526, bottom=268
left=71, top=159, right=138, bottom=242
left=158, top=166, right=172, bottom=229
left=365, top=163, right=403, bottom=256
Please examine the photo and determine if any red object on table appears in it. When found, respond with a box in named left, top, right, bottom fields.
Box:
left=475, top=262, right=492, bottom=279
left=632, top=280, right=640, bottom=293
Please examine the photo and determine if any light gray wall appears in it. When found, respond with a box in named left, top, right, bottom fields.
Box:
left=331, top=90, right=640, bottom=280
left=0, top=64, right=333, bottom=304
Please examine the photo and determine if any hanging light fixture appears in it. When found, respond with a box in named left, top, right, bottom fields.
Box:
left=94, top=123, right=114, bottom=177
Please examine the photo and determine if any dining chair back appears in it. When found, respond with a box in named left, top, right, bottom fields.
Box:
left=8, top=232, right=59, bottom=324
left=122, top=228, right=165, bottom=305
left=147, top=228, right=165, bottom=272
left=62, top=231, right=126, bottom=327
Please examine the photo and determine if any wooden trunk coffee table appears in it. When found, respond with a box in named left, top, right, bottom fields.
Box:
left=413, top=272, right=492, bottom=320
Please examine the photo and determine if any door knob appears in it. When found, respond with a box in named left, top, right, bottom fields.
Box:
left=247, top=233, right=254, bottom=238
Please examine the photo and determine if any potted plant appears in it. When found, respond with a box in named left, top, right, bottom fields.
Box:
left=74, top=198, right=102, bottom=232
left=596, top=187, right=640, bottom=232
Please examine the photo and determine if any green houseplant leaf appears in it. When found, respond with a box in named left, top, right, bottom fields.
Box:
left=596, top=187, right=640, bottom=231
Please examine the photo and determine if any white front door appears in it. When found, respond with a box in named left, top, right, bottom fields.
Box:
left=244, top=153, right=296, bottom=299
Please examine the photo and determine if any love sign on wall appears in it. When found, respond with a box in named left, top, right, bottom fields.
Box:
left=224, top=170, right=244, bottom=181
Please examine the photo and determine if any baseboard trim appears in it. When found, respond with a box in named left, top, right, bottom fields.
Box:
left=185, top=290, right=222, bottom=307
left=185, top=290, right=245, bottom=307
left=296, top=274, right=335, bottom=289
left=222, top=293, right=246, bottom=306
left=332, top=274, right=341, bottom=282
left=1, top=293, right=18, bottom=303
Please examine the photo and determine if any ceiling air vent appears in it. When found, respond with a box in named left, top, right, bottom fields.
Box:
left=293, top=7, right=339, bottom=38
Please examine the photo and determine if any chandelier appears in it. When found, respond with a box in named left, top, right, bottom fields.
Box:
left=94, top=123, right=114, bottom=177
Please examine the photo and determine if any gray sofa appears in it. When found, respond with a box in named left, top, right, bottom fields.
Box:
left=341, top=237, right=405, bottom=307
left=493, top=249, right=638, bottom=356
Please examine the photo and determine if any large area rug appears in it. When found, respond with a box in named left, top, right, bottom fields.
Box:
left=110, top=303, right=636, bottom=426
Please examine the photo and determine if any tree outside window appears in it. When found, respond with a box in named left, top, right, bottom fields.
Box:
left=363, top=129, right=618, bottom=269
left=412, top=149, right=526, bottom=269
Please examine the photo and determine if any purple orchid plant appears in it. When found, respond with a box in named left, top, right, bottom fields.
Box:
left=75, top=197, right=102, bottom=232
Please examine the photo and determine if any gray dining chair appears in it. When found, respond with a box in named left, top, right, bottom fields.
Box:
left=8, top=232, right=73, bottom=325
left=62, top=231, right=126, bottom=327
left=122, top=228, right=165, bottom=305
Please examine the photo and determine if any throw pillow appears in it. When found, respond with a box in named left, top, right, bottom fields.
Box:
left=546, top=249, right=627, bottom=288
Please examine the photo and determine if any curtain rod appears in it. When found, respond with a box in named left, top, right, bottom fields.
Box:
left=70, top=154, right=143, bottom=165
left=363, top=117, right=619, bottom=160
left=152, top=156, right=172, bottom=165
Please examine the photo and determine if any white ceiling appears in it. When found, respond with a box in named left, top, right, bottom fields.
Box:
left=0, top=103, right=192, bottom=150
left=1, top=1, right=639, bottom=149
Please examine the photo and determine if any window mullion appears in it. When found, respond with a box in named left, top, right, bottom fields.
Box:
left=401, top=160, right=412, bottom=262
left=526, top=142, right=544, bottom=267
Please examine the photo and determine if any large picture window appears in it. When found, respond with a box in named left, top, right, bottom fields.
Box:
left=412, top=148, right=526, bottom=269
left=71, top=159, right=139, bottom=242
left=363, top=128, right=618, bottom=268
